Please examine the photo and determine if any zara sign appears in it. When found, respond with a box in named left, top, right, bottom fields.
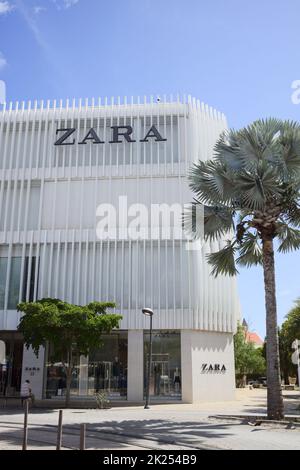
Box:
left=201, top=363, right=227, bottom=373
left=54, top=125, right=167, bottom=146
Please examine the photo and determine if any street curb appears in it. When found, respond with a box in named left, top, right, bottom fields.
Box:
left=209, top=415, right=300, bottom=428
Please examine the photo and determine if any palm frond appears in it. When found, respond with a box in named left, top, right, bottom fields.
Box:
left=235, top=119, right=282, bottom=170
left=236, top=232, right=263, bottom=267
left=236, top=127, right=265, bottom=167
left=277, top=223, right=300, bottom=253
left=182, top=203, right=234, bottom=241
left=283, top=201, right=300, bottom=228
left=182, top=201, right=204, bottom=240
left=204, top=205, right=235, bottom=241
left=188, top=118, right=300, bottom=265
left=207, top=241, right=238, bottom=277
left=189, top=161, right=236, bottom=206
left=214, top=131, right=245, bottom=170
left=238, top=172, right=266, bottom=210
left=238, top=164, right=282, bottom=210
left=256, top=162, right=283, bottom=197
left=274, top=121, right=300, bottom=177
left=251, top=118, right=283, bottom=140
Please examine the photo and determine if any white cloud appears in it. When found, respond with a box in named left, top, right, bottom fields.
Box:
left=16, top=0, right=70, bottom=94
left=52, top=0, right=79, bottom=10
left=17, top=2, right=49, bottom=52
left=33, top=5, right=46, bottom=14
left=0, top=51, right=7, bottom=69
left=63, top=0, right=79, bottom=7
left=0, top=1, right=14, bottom=14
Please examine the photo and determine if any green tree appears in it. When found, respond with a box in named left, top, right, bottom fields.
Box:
left=279, top=327, right=295, bottom=385
left=280, top=299, right=300, bottom=384
left=262, top=327, right=297, bottom=385
left=17, top=298, right=122, bottom=407
left=187, top=119, right=300, bottom=419
left=283, top=299, right=300, bottom=343
left=234, top=324, right=266, bottom=387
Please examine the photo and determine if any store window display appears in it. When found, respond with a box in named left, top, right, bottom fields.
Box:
left=44, top=345, right=79, bottom=398
left=173, top=367, right=181, bottom=392
left=144, top=331, right=181, bottom=399
left=44, top=332, right=128, bottom=399
left=0, top=332, right=23, bottom=396
left=88, top=333, right=127, bottom=398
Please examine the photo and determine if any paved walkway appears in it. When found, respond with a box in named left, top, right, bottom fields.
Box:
left=0, top=389, right=299, bottom=450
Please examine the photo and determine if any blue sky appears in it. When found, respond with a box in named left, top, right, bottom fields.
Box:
left=0, top=0, right=300, bottom=337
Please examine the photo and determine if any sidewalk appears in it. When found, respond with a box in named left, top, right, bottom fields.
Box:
left=0, top=388, right=299, bottom=450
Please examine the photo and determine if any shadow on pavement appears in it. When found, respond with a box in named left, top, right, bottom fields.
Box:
left=0, top=418, right=240, bottom=450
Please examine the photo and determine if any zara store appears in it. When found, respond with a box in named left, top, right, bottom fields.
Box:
left=0, top=96, right=240, bottom=403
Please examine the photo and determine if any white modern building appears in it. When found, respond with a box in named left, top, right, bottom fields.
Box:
left=0, top=96, right=240, bottom=403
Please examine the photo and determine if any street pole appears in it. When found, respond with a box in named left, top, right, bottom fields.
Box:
left=56, top=410, right=63, bottom=450
left=142, top=308, right=154, bottom=410
left=22, top=400, right=29, bottom=451
left=144, top=314, right=153, bottom=409
left=80, top=423, right=86, bottom=450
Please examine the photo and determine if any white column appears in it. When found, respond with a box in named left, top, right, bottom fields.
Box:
left=181, top=330, right=236, bottom=403
left=181, top=330, right=193, bottom=403
left=127, top=330, right=144, bottom=402
left=79, top=355, right=88, bottom=396
left=21, top=346, right=45, bottom=400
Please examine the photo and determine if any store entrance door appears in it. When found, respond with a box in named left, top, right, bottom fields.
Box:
left=144, top=331, right=182, bottom=399
left=0, top=332, right=23, bottom=396
left=150, top=354, right=170, bottom=397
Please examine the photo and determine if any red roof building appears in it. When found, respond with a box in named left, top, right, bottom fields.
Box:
left=243, top=319, right=264, bottom=348
left=245, top=331, right=264, bottom=348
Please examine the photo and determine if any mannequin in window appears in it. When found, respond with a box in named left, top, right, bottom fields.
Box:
left=112, top=357, right=121, bottom=376
left=154, top=363, right=161, bottom=396
left=112, top=357, right=121, bottom=389
left=173, top=367, right=181, bottom=392
left=95, top=363, right=105, bottom=392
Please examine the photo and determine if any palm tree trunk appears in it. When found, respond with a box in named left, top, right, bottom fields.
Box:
left=262, top=236, right=284, bottom=420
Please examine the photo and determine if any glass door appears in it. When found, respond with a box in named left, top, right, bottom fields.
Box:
left=0, top=332, right=23, bottom=396
left=144, top=331, right=181, bottom=399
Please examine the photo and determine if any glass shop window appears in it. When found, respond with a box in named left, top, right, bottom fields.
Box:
left=144, top=331, right=181, bottom=399
left=44, top=331, right=128, bottom=400
left=0, top=257, right=38, bottom=310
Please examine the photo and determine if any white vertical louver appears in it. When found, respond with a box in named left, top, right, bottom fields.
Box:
left=0, top=96, right=240, bottom=332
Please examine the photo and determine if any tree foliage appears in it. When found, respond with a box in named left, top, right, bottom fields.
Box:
left=282, top=299, right=300, bottom=343
left=234, top=324, right=266, bottom=383
left=186, top=118, right=300, bottom=419
left=279, top=299, right=300, bottom=383
left=186, top=119, right=300, bottom=274
left=18, top=298, right=121, bottom=357
left=17, top=298, right=122, bottom=406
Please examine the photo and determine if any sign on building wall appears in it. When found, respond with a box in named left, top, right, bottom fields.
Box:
left=201, top=364, right=227, bottom=373
left=54, top=125, right=167, bottom=146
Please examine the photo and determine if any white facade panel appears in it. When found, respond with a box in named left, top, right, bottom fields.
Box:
left=0, top=96, right=240, bottom=403
left=181, top=330, right=236, bottom=402
left=127, top=330, right=144, bottom=401
left=0, top=96, right=240, bottom=333
left=21, top=346, right=45, bottom=400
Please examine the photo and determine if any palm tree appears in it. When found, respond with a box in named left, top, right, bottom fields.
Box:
left=187, top=118, right=300, bottom=420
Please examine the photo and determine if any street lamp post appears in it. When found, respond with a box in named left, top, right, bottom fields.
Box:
left=142, top=308, right=154, bottom=409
